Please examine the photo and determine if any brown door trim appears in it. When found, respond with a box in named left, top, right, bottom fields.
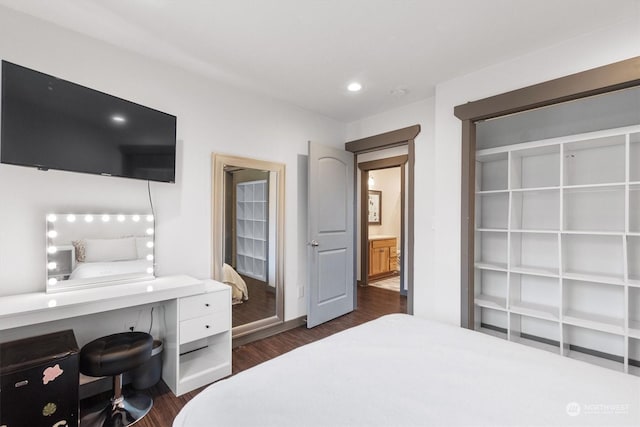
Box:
left=346, top=126, right=420, bottom=315
left=454, top=56, right=640, bottom=121
left=346, top=125, right=420, bottom=153
left=455, top=56, right=640, bottom=329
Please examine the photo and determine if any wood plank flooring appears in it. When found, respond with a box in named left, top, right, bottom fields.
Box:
left=83, top=285, right=405, bottom=427
left=232, top=275, right=277, bottom=327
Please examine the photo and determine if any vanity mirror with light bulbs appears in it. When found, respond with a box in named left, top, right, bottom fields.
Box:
left=212, top=154, right=284, bottom=338
left=45, top=213, right=155, bottom=293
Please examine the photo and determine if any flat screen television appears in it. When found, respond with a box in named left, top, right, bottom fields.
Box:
left=0, top=61, right=176, bottom=183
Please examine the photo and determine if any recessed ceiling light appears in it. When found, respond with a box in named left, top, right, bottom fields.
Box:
left=347, top=82, right=362, bottom=92
left=390, top=87, right=409, bottom=97
left=111, top=115, right=126, bottom=123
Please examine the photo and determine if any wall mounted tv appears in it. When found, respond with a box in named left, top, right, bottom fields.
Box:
left=0, top=61, right=176, bottom=183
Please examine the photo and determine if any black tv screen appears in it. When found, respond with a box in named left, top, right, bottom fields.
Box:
left=1, top=61, right=176, bottom=183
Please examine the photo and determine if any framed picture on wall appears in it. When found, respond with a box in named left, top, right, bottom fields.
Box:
left=368, top=190, right=382, bottom=225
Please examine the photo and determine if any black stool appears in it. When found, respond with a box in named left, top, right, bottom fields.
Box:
left=80, top=332, right=153, bottom=427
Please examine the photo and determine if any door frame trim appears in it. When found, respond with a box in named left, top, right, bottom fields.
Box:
left=358, top=156, right=408, bottom=293
left=345, top=125, right=420, bottom=314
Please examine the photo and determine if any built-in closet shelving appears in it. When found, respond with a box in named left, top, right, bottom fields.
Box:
left=236, top=180, right=268, bottom=281
left=474, top=124, right=640, bottom=375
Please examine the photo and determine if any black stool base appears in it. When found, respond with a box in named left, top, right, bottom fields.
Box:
left=81, top=392, right=152, bottom=427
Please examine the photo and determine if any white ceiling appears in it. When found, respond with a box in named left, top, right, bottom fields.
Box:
left=0, top=0, right=638, bottom=121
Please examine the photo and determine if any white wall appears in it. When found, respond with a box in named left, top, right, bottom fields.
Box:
left=430, top=15, right=640, bottom=325
left=347, top=98, right=436, bottom=310
left=0, top=7, right=345, bottom=322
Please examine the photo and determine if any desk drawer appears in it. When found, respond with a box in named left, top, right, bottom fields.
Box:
left=180, top=311, right=229, bottom=344
left=179, top=291, right=228, bottom=321
left=371, top=238, right=396, bottom=249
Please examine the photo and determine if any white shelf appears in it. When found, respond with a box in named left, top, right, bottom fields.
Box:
left=510, top=229, right=558, bottom=234
left=510, top=302, right=559, bottom=321
left=476, top=152, right=508, bottom=192
left=510, top=233, right=559, bottom=275
left=562, top=271, right=625, bottom=286
left=511, top=265, right=559, bottom=278
left=562, top=234, right=624, bottom=281
left=511, top=189, right=559, bottom=230
left=236, top=180, right=268, bottom=281
left=563, top=182, right=626, bottom=190
left=476, top=192, right=509, bottom=229
left=475, top=262, right=508, bottom=272
left=511, top=186, right=560, bottom=192
left=474, top=125, right=640, bottom=375
left=631, top=133, right=640, bottom=182
left=562, top=310, right=625, bottom=335
left=179, top=339, right=230, bottom=382
left=475, top=295, right=506, bottom=310
left=563, top=135, right=625, bottom=186
left=561, top=230, right=624, bottom=236
left=629, top=321, right=640, bottom=340
left=510, top=145, right=560, bottom=190
left=563, top=186, right=624, bottom=232
left=476, top=189, right=509, bottom=194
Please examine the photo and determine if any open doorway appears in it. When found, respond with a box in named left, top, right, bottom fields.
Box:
left=357, top=155, right=408, bottom=307
left=344, top=125, right=419, bottom=316
left=365, top=166, right=403, bottom=293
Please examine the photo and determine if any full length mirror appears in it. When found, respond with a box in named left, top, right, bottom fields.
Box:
left=46, top=213, right=155, bottom=293
left=212, top=154, right=284, bottom=338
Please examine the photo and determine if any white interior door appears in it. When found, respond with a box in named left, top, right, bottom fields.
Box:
left=307, top=141, right=355, bottom=328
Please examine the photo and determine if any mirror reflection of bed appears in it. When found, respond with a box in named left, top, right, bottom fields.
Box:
left=224, top=263, right=276, bottom=328
left=213, top=154, right=284, bottom=338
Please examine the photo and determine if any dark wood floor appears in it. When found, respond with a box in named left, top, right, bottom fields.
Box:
left=84, top=285, right=405, bottom=427
left=231, top=275, right=276, bottom=327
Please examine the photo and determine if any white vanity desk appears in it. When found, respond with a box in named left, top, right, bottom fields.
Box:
left=0, top=275, right=232, bottom=396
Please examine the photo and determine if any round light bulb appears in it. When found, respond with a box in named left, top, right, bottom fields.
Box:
left=146, top=267, right=154, bottom=274
left=133, top=215, right=140, bottom=222
left=117, top=215, right=125, bottom=222
left=347, top=82, right=362, bottom=92
left=66, top=214, right=76, bottom=223
left=146, top=215, right=154, bottom=222
left=47, top=230, right=58, bottom=239
left=85, top=215, right=94, bottom=223
left=146, top=228, right=154, bottom=235
left=146, top=242, right=154, bottom=248
left=47, top=214, right=57, bottom=223
left=47, top=246, right=58, bottom=254
left=47, top=262, right=57, bottom=270
left=102, top=214, right=110, bottom=222
left=47, top=278, right=58, bottom=286
left=146, top=254, right=154, bottom=261
left=47, top=299, right=57, bottom=307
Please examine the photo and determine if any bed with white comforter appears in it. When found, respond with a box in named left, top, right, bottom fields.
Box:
left=174, top=314, right=640, bottom=426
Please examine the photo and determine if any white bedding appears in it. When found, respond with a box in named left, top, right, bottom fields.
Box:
left=174, top=314, right=640, bottom=427
left=69, top=259, right=149, bottom=279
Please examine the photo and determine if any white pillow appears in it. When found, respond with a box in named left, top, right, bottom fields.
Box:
left=83, top=237, right=138, bottom=262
